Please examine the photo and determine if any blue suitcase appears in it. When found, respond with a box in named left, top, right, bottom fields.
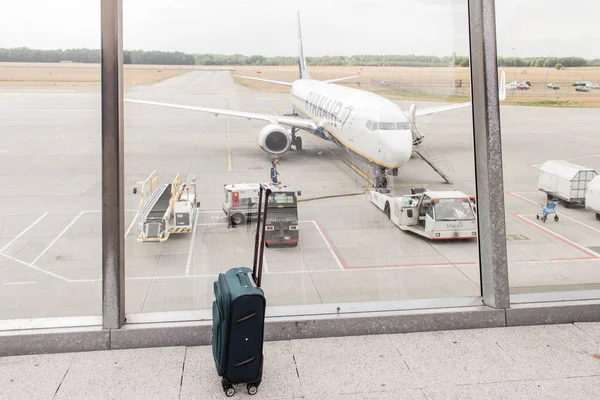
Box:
left=212, top=184, right=271, bottom=397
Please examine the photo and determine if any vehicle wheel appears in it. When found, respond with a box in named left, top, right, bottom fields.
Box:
left=295, top=137, right=303, bottom=151
left=547, top=193, right=553, bottom=201
left=225, top=386, right=235, bottom=397
left=596, top=213, right=600, bottom=221
left=381, top=176, right=388, bottom=189
left=554, top=215, right=559, bottom=222
left=384, top=202, right=391, bottom=219
left=232, top=213, right=244, bottom=226
left=536, top=215, right=540, bottom=220
left=563, top=201, right=571, bottom=208
left=541, top=215, right=547, bottom=223
left=247, top=384, right=258, bottom=395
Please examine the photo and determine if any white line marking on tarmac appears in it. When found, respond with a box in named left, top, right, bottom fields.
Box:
left=516, top=213, right=600, bottom=258
left=0, top=212, right=48, bottom=253
left=3, top=281, right=37, bottom=285
left=185, top=211, right=200, bottom=276
left=554, top=212, right=600, bottom=235
left=32, top=211, right=84, bottom=265
left=310, top=220, right=344, bottom=270
left=263, top=253, right=269, bottom=274
left=0, top=253, right=69, bottom=281
left=531, top=153, right=600, bottom=168
left=197, top=210, right=222, bottom=214
left=125, top=211, right=139, bottom=237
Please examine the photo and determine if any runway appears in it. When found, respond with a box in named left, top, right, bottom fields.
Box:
left=1, top=70, right=600, bottom=320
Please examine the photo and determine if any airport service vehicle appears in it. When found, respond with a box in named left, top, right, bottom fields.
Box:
left=537, top=160, right=598, bottom=208
left=585, top=175, right=600, bottom=221
left=125, top=12, right=506, bottom=188
left=368, top=187, right=477, bottom=240
left=133, top=170, right=200, bottom=242
left=264, top=188, right=300, bottom=247
left=223, top=183, right=301, bottom=244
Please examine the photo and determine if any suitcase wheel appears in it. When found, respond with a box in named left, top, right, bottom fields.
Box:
left=247, top=383, right=258, bottom=395
left=224, top=385, right=235, bottom=397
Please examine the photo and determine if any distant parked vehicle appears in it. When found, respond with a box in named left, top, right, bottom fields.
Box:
left=585, top=82, right=600, bottom=89
left=573, top=81, right=587, bottom=86
left=576, top=86, right=590, bottom=92
left=547, top=82, right=560, bottom=90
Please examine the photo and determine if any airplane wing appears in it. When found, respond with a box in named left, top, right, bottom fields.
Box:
left=414, top=102, right=472, bottom=117
left=232, top=75, right=293, bottom=87
left=414, top=70, right=507, bottom=117
left=324, top=75, right=360, bottom=84
left=124, top=98, right=318, bottom=131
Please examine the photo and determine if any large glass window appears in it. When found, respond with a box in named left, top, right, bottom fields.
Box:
left=0, top=3, right=101, bottom=319
left=120, top=0, right=482, bottom=318
left=495, top=0, right=600, bottom=295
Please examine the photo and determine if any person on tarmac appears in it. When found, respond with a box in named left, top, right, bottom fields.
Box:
left=270, top=159, right=280, bottom=184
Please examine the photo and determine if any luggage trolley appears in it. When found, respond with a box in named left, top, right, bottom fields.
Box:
left=536, top=200, right=559, bottom=223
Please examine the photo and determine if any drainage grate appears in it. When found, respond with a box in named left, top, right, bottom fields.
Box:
left=506, top=234, right=530, bottom=241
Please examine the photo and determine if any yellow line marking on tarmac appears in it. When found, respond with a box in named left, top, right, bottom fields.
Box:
left=272, top=100, right=285, bottom=115
left=225, top=97, right=232, bottom=171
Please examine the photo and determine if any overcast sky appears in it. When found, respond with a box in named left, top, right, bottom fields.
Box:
left=1, top=0, right=598, bottom=59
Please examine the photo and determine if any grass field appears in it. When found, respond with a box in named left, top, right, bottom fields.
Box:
left=1, top=62, right=599, bottom=107
left=231, top=65, right=600, bottom=107
left=0, top=62, right=193, bottom=86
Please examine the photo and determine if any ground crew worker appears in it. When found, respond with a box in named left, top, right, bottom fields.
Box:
left=270, top=159, right=279, bottom=184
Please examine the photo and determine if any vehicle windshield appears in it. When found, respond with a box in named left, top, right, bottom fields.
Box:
left=433, top=198, right=475, bottom=221
left=377, top=122, right=410, bottom=130
left=268, top=192, right=296, bottom=206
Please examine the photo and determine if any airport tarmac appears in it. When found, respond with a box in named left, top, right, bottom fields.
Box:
left=1, top=70, right=600, bottom=321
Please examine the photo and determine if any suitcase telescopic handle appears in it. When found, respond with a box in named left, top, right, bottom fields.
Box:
left=252, top=184, right=271, bottom=287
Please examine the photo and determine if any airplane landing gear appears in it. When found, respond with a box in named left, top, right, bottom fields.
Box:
left=374, top=166, right=389, bottom=189
left=291, top=128, right=303, bottom=151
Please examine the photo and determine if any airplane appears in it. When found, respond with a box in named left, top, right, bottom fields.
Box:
left=125, top=12, right=506, bottom=188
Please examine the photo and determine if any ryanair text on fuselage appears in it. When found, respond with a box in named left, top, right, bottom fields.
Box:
left=304, top=91, right=354, bottom=129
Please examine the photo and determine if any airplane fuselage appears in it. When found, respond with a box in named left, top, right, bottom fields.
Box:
left=289, top=79, right=413, bottom=170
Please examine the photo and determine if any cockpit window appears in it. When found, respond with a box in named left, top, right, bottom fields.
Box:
left=375, top=122, right=411, bottom=130
left=366, top=120, right=373, bottom=130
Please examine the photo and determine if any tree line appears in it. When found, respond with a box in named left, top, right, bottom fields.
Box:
left=0, top=47, right=594, bottom=68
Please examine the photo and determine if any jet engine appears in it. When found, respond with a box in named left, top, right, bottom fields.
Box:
left=257, top=124, right=292, bottom=155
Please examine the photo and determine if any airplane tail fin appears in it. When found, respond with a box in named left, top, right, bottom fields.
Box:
left=297, top=11, right=311, bottom=80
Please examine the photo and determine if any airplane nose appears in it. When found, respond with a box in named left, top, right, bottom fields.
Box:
left=384, top=130, right=413, bottom=167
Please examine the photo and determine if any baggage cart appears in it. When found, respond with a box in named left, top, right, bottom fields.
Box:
left=537, top=160, right=597, bottom=208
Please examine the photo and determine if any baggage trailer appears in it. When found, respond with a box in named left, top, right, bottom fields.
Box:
left=537, top=160, right=597, bottom=208
left=133, top=170, right=200, bottom=242
left=585, top=175, right=600, bottom=221
left=368, top=187, right=477, bottom=240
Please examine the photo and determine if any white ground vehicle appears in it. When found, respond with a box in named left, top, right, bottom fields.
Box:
left=133, top=171, right=200, bottom=242
left=223, top=182, right=301, bottom=226
left=585, top=176, right=600, bottom=221
left=537, top=160, right=597, bottom=208
left=368, top=188, right=477, bottom=240
left=223, top=183, right=261, bottom=226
